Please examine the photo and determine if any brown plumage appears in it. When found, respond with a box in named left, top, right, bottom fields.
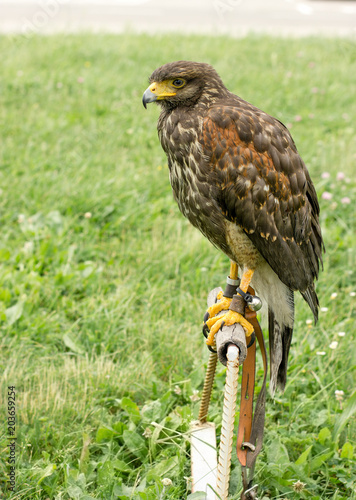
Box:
left=143, top=61, right=324, bottom=392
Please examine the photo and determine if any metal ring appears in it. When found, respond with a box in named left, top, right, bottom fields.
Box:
left=244, top=484, right=258, bottom=497
left=226, top=276, right=240, bottom=286
left=242, top=442, right=256, bottom=452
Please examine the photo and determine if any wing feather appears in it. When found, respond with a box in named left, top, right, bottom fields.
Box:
left=200, top=101, right=323, bottom=302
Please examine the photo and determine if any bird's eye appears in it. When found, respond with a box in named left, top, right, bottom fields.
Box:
left=172, top=79, right=185, bottom=88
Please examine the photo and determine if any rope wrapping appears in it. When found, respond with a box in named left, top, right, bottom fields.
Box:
left=216, top=345, right=240, bottom=500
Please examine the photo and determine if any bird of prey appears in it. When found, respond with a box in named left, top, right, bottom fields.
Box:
left=143, top=61, right=323, bottom=393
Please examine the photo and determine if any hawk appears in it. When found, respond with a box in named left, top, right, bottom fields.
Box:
left=143, top=61, right=323, bottom=392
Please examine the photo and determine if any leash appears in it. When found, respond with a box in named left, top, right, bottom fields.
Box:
left=236, top=289, right=268, bottom=500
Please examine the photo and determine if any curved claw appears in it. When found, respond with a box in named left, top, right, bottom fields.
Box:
left=207, top=344, right=217, bottom=353
left=247, top=331, right=256, bottom=348
left=205, top=317, right=225, bottom=346
left=202, top=322, right=209, bottom=339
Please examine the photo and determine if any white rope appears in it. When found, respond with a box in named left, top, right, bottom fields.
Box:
left=216, top=344, right=240, bottom=500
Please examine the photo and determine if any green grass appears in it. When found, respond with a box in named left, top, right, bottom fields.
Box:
left=0, top=33, right=355, bottom=499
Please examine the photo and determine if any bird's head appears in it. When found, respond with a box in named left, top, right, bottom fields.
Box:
left=142, top=61, right=227, bottom=110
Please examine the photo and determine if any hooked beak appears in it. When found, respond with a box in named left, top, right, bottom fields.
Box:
left=142, top=81, right=177, bottom=109
left=142, top=87, right=157, bottom=109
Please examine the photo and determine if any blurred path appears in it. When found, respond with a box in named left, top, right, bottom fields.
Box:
left=0, top=0, right=355, bottom=37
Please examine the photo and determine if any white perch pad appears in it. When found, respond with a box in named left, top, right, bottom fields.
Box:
left=190, top=421, right=218, bottom=499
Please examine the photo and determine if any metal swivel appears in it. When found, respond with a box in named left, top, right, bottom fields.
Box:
left=236, top=287, right=263, bottom=312
left=247, top=295, right=262, bottom=312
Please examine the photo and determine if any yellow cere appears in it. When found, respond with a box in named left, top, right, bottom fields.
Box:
left=149, top=80, right=178, bottom=99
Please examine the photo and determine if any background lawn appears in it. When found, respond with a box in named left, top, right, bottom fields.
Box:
left=0, top=33, right=355, bottom=499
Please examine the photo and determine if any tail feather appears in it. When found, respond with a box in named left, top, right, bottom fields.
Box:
left=301, top=284, right=319, bottom=324
left=268, top=308, right=294, bottom=395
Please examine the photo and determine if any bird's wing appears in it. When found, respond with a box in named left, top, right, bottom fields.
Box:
left=200, top=101, right=323, bottom=296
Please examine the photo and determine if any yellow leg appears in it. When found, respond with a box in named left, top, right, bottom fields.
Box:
left=239, top=268, right=254, bottom=293
left=205, top=267, right=255, bottom=346
left=205, top=261, right=239, bottom=319
left=230, top=261, right=238, bottom=280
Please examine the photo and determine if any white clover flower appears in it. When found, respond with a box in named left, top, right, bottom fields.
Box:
left=84, top=212, right=92, bottom=219
left=293, top=480, right=306, bottom=492
left=174, top=385, right=182, bottom=395
left=350, top=292, right=356, bottom=297
left=162, top=478, right=173, bottom=487
left=341, top=197, right=351, bottom=205
left=330, top=293, right=337, bottom=300
left=306, top=319, right=313, bottom=325
left=322, top=191, right=332, bottom=200
left=329, top=341, right=338, bottom=350
left=335, top=390, right=344, bottom=402
left=338, top=331, right=346, bottom=337
left=316, top=351, right=326, bottom=356
left=23, top=241, right=34, bottom=253
left=190, top=390, right=200, bottom=402
left=143, top=427, right=152, bottom=439
left=321, top=307, right=328, bottom=312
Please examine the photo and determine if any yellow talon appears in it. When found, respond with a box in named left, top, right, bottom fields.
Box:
left=206, top=291, right=232, bottom=319
left=204, top=265, right=256, bottom=347
left=205, top=310, right=254, bottom=346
